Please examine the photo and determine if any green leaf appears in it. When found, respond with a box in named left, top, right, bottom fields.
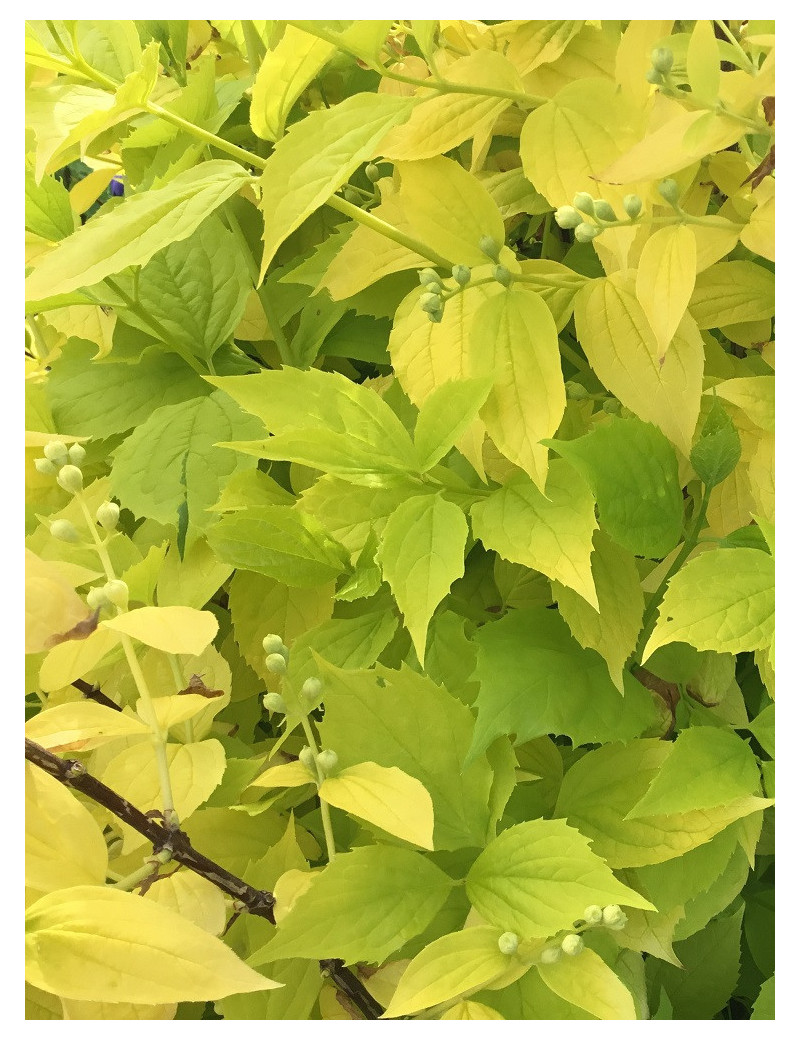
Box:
left=25, top=170, right=77, bottom=241
left=377, top=494, right=468, bottom=663
left=690, top=395, right=742, bottom=488
left=382, top=927, right=516, bottom=1018
left=546, top=417, right=684, bottom=559
left=414, top=377, right=494, bottom=472
left=747, top=703, right=775, bottom=759
left=257, top=92, right=414, bottom=278
left=752, top=975, right=775, bottom=1020
left=110, top=391, right=263, bottom=529
left=467, top=609, right=658, bottom=763
left=46, top=348, right=210, bottom=438
left=25, top=885, right=280, bottom=1003
left=26, top=160, right=251, bottom=301
left=642, top=547, right=774, bottom=661
left=115, top=217, right=250, bottom=363
left=466, top=819, right=654, bottom=938
left=470, top=459, right=598, bottom=609
left=317, top=662, right=495, bottom=851
left=537, top=948, right=637, bottom=1020
left=250, top=846, right=453, bottom=967
left=207, top=505, right=348, bottom=588
left=626, top=728, right=762, bottom=818
left=690, top=261, right=775, bottom=329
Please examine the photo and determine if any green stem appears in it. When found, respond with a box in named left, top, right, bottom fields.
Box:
left=635, top=485, right=712, bottom=663
left=558, top=337, right=592, bottom=376
left=168, top=654, right=195, bottom=744
left=714, top=20, right=758, bottom=74
left=325, top=194, right=453, bottom=268
left=241, top=20, right=266, bottom=74
left=299, top=715, right=337, bottom=863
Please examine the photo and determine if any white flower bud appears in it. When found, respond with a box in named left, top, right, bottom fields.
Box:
left=56, top=465, right=83, bottom=495
left=572, top=192, right=595, bottom=215
left=317, top=749, right=339, bottom=774
left=497, top=932, right=519, bottom=955
left=561, top=934, right=584, bottom=956
left=492, top=265, right=513, bottom=286
left=34, top=458, right=57, bottom=476
left=50, top=519, right=81, bottom=543
left=658, top=178, right=680, bottom=207
left=583, top=905, right=603, bottom=925
left=96, top=501, right=120, bottom=531
left=298, top=746, right=316, bottom=771
left=87, top=586, right=109, bottom=611
left=265, top=652, right=287, bottom=675
left=593, top=199, right=617, bottom=222
left=602, top=904, right=624, bottom=926
left=103, top=579, right=129, bottom=609
left=540, top=946, right=562, bottom=964
left=554, top=205, right=582, bottom=229
left=302, top=677, right=323, bottom=701
left=44, top=441, right=69, bottom=465
left=418, top=268, right=444, bottom=288
left=451, top=265, right=471, bottom=286
left=574, top=223, right=600, bottom=244
left=262, top=691, right=287, bottom=714
left=262, top=633, right=288, bottom=656
left=420, top=292, right=443, bottom=314
left=478, top=235, right=501, bottom=261
left=68, top=443, right=86, bottom=465
left=623, top=194, right=643, bottom=219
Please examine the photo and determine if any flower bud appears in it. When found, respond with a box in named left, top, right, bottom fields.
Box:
left=298, top=746, right=316, bottom=771
left=50, top=519, right=81, bottom=543
left=651, top=47, right=674, bottom=74
left=262, top=691, right=287, bottom=714
left=68, top=443, right=86, bottom=465
left=265, top=652, right=288, bottom=675
left=565, top=381, right=590, bottom=401
left=262, top=634, right=287, bottom=656
left=574, top=223, right=600, bottom=244
left=593, top=199, right=617, bottom=222
left=57, top=465, right=83, bottom=495
left=365, top=162, right=381, bottom=183
left=421, top=292, right=444, bottom=315
left=583, top=904, right=603, bottom=925
left=428, top=310, right=443, bottom=324
left=623, top=194, right=643, bottom=219
left=478, top=235, right=501, bottom=261
left=343, top=187, right=361, bottom=205
left=658, top=178, right=680, bottom=206
left=34, top=457, right=57, bottom=476
left=607, top=914, right=628, bottom=931
left=425, top=281, right=443, bottom=295
left=452, top=264, right=471, bottom=286
left=418, top=268, right=443, bottom=288
left=572, top=192, right=595, bottom=216
left=302, top=676, right=323, bottom=701
left=497, top=932, right=519, bottom=955
left=645, top=67, right=664, bottom=85
left=492, top=265, right=513, bottom=286
left=554, top=205, right=582, bottom=229
left=561, top=934, right=584, bottom=956
left=540, top=946, right=562, bottom=964
left=603, top=397, right=622, bottom=415
left=87, top=586, right=109, bottom=611
left=96, top=501, right=120, bottom=531
left=44, top=441, right=69, bottom=465
left=317, top=749, right=339, bottom=774
left=103, top=579, right=129, bottom=609
left=602, top=904, right=625, bottom=927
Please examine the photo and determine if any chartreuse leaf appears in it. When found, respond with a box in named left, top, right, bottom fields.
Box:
left=258, top=93, right=414, bottom=278
left=414, top=377, right=494, bottom=472
left=476, top=965, right=595, bottom=1019
left=60, top=998, right=177, bottom=1020
left=377, top=494, right=467, bottom=663
left=143, top=871, right=226, bottom=935
left=25, top=170, right=77, bottom=241
left=25, top=764, right=108, bottom=903
left=382, top=926, right=519, bottom=1018
left=554, top=740, right=772, bottom=868
left=641, top=548, right=774, bottom=662
left=25, top=701, right=148, bottom=753
left=441, top=1001, right=504, bottom=1020
left=467, top=609, right=658, bottom=763
left=466, top=819, right=654, bottom=938
left=397, top=156, right=506, bottom=266
left=686, top=19, right=722, bottom=102
left=626, top=728, right=762, bottom=818
left=317, top=662, right=494, bottom=851
left=690, top=394, right=741, bottom=487
left=250, top=846, right=453, bottom=967
left=689, top=261, right=775, bottom=330
left=752, top=975, right=775, bottom=1020
left=635, top=225, right=696, bottom=360
left=747, top=703, right=775, bottom=759
left=552, top=531, right=644, bottom=693
left=207, top=506, right=348, bottom=588
left=25, top=550, right=90, bottom=654
left=545, top=417, right=684, bottom=560
left=469, top=288, right=564, bottom=491
left=38, top=628, right=121, bottom=693
left=710, top=375, right=775, bottom=432
left=250, top=25, right=335, bottom=142
left=573, top=273, right=703, bottom=457
left=102, top=605, right=218, bottom=655
left=537, top=948, right=637, bottom=1020
left=115, top=217, right=250, bottom=363
left=25, top=886, right=280, bottom=1002
left=319, top=761, right=435, bottom=850
left=156, top=537, right=233, bottom=609
left=379, top=51, right=523, bottom=161
left=110, top=391, right=263, bottom=530
left=26, top=161, right=250, bottom=301
left=470, top=459, right=598, bottom=609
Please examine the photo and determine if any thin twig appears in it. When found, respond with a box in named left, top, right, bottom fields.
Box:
left=72, top=678, right=122, bottom=712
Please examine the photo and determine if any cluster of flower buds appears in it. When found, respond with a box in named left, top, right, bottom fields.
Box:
left=418, top=268, right=446, bottom=323
left=298, top=745, right=339, bottom=777
left=417, top=235, right=514, bottom=323
left=582, top=903, right=628, bottom=931
left=87, top=579, right=129, bottom=612
left=554, top=192, right=644, bottom=242
left=646, top=46, right=674, bottom=85
left=263, top=633, right=289, bottom=675
left=34, top=441, right=87, bottom=495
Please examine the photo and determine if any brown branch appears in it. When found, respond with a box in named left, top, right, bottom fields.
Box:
left=25, top=739, right=384, bottom=1020
left=71, top=678, right=122, bottom=712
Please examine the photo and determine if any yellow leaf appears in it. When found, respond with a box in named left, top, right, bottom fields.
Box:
left=441, top=1000, right=505, bottom=1020
left=573, top=274, right=703, bottom=457
left=102, top=605, right=218, bottom=655
left=687, top=20, right=721, bottom=103
left=378, top=51, right=522, bottom=161
left=25, top=763, right=108, bottom=902
left=250, top=25, right=335, bottom=142
left=139, top=692, right=227, bottom=734
left=635, top=225, right=697, bottom=359
left=144, top=870, right=227, bottom=935
left=249, top=760, right=317, bottom=789
left=39, top=627, right=121, bottom=694
left=45, top=305, right=116, bottom=359
left=710, top=377, right=774, bottom=432
left=61, top=999, right=177, bottom=1020
left=469, top=288, right=564, bottom=491
left=25, top=701, right=147, bottom=753
left=68, top=166, right=116, bottom=215
left=320, top=762, right=434, bottom=850
left=25, top=549, right=90, bottom=654
left=740, top=179, right=775, bottom=262
left=537, top=948, right=637, bottom=1020
left=25, top=885, right=281, bottom=1002
left=273, top=867, right=319, bottom=925
left=747, top=434, right=774, bottom=523
left=615, top=21, right=673, bottom=104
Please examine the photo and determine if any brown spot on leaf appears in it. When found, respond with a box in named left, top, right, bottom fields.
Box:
left=44, top=608, right=100, bottom=648
left=177, top=673, right=224, bottom=698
